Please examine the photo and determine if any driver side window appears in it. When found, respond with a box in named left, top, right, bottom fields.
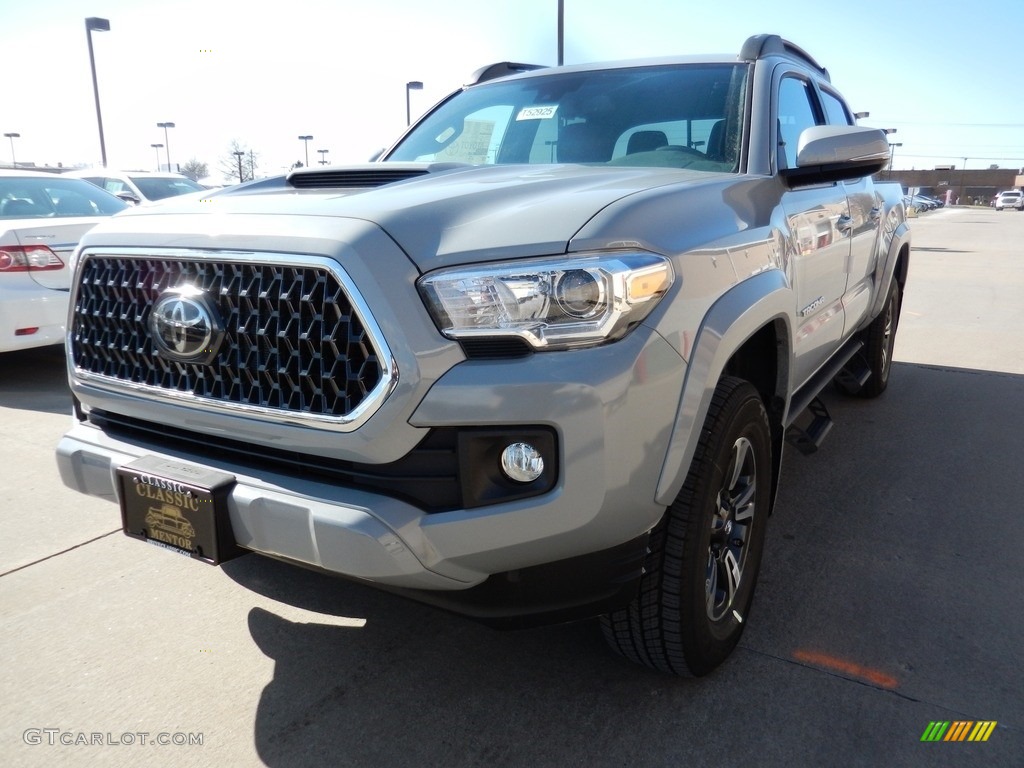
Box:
left=777, top=77, right=820, bottom=171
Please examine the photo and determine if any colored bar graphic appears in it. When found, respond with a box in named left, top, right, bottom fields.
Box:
left=968, top=722, right=997, bottom=742
left=921, top=721, right=997, bottom=742
left=945, top=721, right=972, bottom=741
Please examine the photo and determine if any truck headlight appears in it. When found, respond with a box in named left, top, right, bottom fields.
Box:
left=417, top=252, right=673, bottom=350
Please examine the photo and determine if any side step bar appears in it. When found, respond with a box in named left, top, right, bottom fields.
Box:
left=786, top=398, right=832, bottom=455
left=784, top=338, right=864, bottom=455
left=834, top=351, right=872, bottom=394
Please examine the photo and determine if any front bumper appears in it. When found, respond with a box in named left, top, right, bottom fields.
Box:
left=57, top=327, right=686, bottom=613
left=58, top=425, right=470, bottom=589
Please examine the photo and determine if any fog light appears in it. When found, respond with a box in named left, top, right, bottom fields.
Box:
left=500, top=442, right=544, bottom=483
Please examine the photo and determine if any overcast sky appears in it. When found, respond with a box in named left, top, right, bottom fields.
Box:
left=2, top=0, right=1023, bottom=179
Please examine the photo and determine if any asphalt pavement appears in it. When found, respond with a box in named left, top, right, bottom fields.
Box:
left=1, top=206, right=1022, bottom=767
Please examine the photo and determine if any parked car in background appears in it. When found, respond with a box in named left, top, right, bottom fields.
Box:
left=63, top=169, right=204, bottom=205
left=903, top=194, right=941, bottom=214
left=994, top=190, right=1023, bottom=211
left=1, top=170, right=127, bottom=353
left=197, top=177, right=229, bottom=190
left=903, top=196, right=926, bottom=214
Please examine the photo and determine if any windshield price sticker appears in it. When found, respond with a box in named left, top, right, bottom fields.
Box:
left=516, top=105, right=558, bottom=121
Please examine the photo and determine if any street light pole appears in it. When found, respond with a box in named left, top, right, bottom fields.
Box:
left=887, top=142, right=902, bottom=180
left=151, top=143, right=164, bottom=171
left=3, top=132, right=19, bottom=167
left=317, top=149, right=329, bottom=166
left=880, top=128, right=898, bottom=181
left=157, top=122, right=175, bottom=171
left=958, top=158, right=968, bottom=206
left=233, top=150, right=245, bottom=182
left=405, top=81, right=423, bottom=126
left=85, top=17, right=110, bottom=167
left=298, top=135, right=313, bottom=167
left=557, top=0, right=564, bottom=66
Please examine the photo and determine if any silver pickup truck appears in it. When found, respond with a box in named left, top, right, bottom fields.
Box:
left=57, top=34, right=910, bottom=676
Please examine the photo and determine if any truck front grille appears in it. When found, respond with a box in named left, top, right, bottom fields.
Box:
left=70, top=251, right=394, bottom=429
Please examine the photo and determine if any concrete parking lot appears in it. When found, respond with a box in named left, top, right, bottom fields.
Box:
left=2, top=206, right=1022, bottom=767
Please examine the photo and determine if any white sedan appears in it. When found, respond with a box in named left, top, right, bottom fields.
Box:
left=1, top=170, right=127, bottom=353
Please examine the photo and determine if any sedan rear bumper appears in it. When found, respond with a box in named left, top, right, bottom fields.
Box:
left=0, top=279, right=68, bottom=352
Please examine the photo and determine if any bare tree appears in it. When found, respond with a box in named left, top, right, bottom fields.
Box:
left=179, top=158, right=208, bottom=181
left=219, top=139, right=259, bottom=182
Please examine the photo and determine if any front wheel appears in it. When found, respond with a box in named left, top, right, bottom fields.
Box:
left=601, top=377, right=771, bottom=676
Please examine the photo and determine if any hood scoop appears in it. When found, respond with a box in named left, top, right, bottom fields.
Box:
left=286, top=162, right=469, bottom=189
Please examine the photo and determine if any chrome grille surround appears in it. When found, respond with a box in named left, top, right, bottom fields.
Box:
left=69, top=248, right=398, bottom=432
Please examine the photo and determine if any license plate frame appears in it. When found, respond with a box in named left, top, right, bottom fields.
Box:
left=117, top=456, right=242, bottom=565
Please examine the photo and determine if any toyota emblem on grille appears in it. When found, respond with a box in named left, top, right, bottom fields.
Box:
left=148, top=286, right=223, bottom=364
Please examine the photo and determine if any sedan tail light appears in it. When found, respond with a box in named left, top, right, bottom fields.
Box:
left=0, top=245, right=65, bottom=272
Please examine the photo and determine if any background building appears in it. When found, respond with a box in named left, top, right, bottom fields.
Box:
left=884, top=167, right=1024, bottom=205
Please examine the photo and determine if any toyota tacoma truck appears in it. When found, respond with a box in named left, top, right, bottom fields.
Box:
left=57, top=34, right=910, bottom=676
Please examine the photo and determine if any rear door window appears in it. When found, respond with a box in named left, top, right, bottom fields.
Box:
left=819, top=88, right=852, bottom=126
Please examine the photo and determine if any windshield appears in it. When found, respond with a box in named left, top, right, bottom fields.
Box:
left=0, top=176, right=128, bottom=218
left=129, top=176, right=204, bottom=201
left=387, top=63, right=748, bottom=172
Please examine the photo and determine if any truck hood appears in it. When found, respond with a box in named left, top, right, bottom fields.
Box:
left=108, top=163, right=732, bottom=271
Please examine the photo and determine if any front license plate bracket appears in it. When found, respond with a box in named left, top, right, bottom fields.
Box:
left=117, top=456, right=242, bottom=565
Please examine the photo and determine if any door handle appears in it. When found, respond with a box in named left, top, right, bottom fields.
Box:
left=836, top=215, right=854, bottom=234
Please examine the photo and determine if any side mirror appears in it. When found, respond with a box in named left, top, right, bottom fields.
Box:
left=782, top=125, right=889, bottom=187
left=115, top=191, right=141, bottom=205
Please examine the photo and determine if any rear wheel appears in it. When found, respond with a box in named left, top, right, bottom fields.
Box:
left=601, top=377, right=771, bottom=676
left=855, top=279, right=901, bottom=399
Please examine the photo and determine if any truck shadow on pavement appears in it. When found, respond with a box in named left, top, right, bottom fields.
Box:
left=222, top=361, right=1024, bottom=768
left=0, top=345, right=71, bottom=416
left=228, top=556, right=648, bottom=767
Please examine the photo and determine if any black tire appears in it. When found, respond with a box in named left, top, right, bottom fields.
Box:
left=855, top=279, right=901, bottom=399
left=601, top=377, right=771, bottom=676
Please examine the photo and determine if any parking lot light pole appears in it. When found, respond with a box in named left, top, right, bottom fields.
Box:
left=557, top=0, right=564, bottom=65
left=888, top=140, right=905, bottom=178
left=405, top=81, right=423, bottom=126
left=298, top=135, right=313, bottom=167
left=85, top=17, right=110, bottom=167
left=157, top=122, right=175, bottom=171
left=3, top=132, right=19, bottom=167
left=880, top=128, right=897, bottom=181
left=317, top=148, right=329, bottom=166
left=233, top=150, right=245, bottom=182
left=959, top=158, right=968, bottom=205
left=150, top=143, right=163, bottom=171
